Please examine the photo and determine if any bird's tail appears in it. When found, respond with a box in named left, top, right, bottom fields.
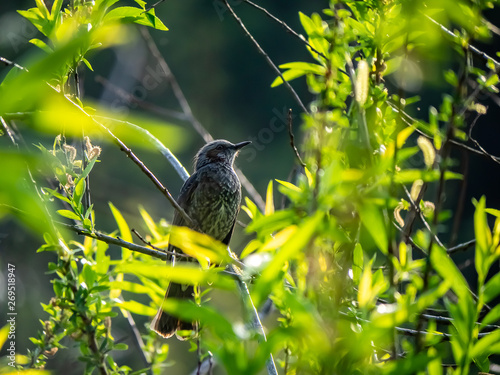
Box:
left=151, top=282, right=196, bottom=340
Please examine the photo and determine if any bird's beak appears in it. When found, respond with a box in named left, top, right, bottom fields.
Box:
left=233, top=141, right=251, bottom=150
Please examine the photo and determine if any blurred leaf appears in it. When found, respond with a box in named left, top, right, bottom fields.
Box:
left=0, top=325, right=9, bottom=350
left=430, top=244, right=469, bottom=301
left=139, top=205, right=161, bottom=241
left=483, top=272, right=500, bottom=304
left=169, top=226, right=230, bottom=265
left=260, top=226, right=298, bottom=253
left=109, top=281, right=150, bottom=295
left=159, top=299, right=235, bottom=338
left=115, top=262, right=234, bottom=290
left=253, top=211, right=323, bottom=306
left=359, top=203, right=388, bottom=254
left=265, top=181, right=274, bottom=216
left=471, top=329, right=500, bottom=358
left=118, top=300, right=156, bottom=316
left=103, top=6, right=168, bottom=30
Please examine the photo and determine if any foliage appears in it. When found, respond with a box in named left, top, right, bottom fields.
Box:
left=1, top=0, right=500, bottom=374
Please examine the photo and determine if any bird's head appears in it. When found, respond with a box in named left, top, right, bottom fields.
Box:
left=194, top=139, right=251, bottom=170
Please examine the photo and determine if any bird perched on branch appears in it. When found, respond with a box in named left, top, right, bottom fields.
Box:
left=151, top=139, right=251, bottom=339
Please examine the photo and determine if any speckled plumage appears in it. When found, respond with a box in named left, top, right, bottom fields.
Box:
left=152, top=139, right=250, bottom=339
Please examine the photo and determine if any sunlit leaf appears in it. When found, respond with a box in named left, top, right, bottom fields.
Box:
left=359, top=203, right=388, bottom=254
left=265, top=181, right=274, bottom=216
left=115, top=263, right=234, bottom=290
left=118, top=300, right=157, bottom=316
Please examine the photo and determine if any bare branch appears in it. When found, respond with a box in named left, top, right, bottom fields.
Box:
left=241, top=0, right=328, bottom=61
left=287, top=109, right=306, bottom=167
left=223, top=0, right=309, bottom=115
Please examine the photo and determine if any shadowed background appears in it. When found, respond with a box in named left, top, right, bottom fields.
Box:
left=1, top=0, right=500, bottom=374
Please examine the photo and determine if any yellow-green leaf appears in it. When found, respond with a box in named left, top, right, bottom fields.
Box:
left=265, top=181, right=274, bottom=216
left=118, top=300, right=156, bottom=316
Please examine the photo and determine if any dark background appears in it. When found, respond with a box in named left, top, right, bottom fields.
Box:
left=1, top=1, right=500, bottom=374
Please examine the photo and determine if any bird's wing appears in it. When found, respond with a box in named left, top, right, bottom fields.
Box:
left=167, top=173, right=199, bottom=262
left=221, top=211, right=238, bottom=246
left=172, top=173, right=199, bottom=227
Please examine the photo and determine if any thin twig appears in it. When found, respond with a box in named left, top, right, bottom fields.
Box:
left=145, top=0, right=165, bottom=12
left=449, top=149, right=469, bottom=247
left=0, top=56, right=29, bottom=71
left=467, top=112, right=500, bottom=165
left=131, top=228, right=189, bottom=258
left=65, top=224, right=170, bottom=260
left=223, top=0, right=309, bottom=115
left=447, top=239, right=476, bottom=254
left=388, top=102, right=500, bottom=163
left=0, top=116, right=19, bottom=146
left=241, top=0, right=328, bottom=61
left=287, top=109, right=306, bottom=167
left=95, top=75, right=188, bottom=122
left=424, top=14, right=500, bottom=69
left=402, top=185, right=445, bottom=249
left=139, top=27, right=266, bottom=211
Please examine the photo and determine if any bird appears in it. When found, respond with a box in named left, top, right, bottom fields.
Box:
left=151, top=139, right=251, bottom=339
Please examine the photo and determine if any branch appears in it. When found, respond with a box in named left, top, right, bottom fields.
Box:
left=223, top=0, right=309, bottom=115
left=93, top=115, right=190, bottom=181
left=1, top=56, right=29, bottom=71
left=65, top=224, right=170, bottom=260
left=95, top=75, right=188, bottom=122
left=241, top=0, right=328, bottom=61
left=447, top=239, right=476, bottom=255
left=467, top=113, right=500, bottom=165
left=402, top=185, right=445, bottom=248
left=287, top=109, right=305, bottom=167
left=388, top=102, right=500, bottom=163
left=424, top=14, right=500, bottom=69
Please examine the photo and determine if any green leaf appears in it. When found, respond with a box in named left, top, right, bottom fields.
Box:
left=352, top=243, right=363, bottom=283
left=253, top=212, right=323, bottom=306
left=109, top=281, right=150, bottom=294
left=475, top=196, right=490, bottom=254
left=169, top=226, right=231, bottom=266
left=82, top=57, right=94, bottom=72
left=103, top=6, right=168, bottom=31
left=471, top=329, right=500, bottom=358
left=265, top=180, right=274, bottom=216
left=359, top=203, right=388, bottom=254
left=483, top=272, right=500, bottom=304
left=118, top=300, right=156, bottom=316
left=139, top=205, right=161, bottom=240
left=481, top=304, right=500, bottom=328
left=159, top=299, right=235, bottom=338
left=109, top=202, right=132, bottom=259
left=44, top=187, right=71, bottom=204
left=29, top=38, right=53, bottom=53
left=115, top=262, right=234, bottom=290
left=0, top=325, right=9, bottom=350
left=271, top=62, right=325, bottom=87
left=113, top=343, right=128, bottom=351
left=57, top=209, right=81, bottom=221
left=430, top=244, right=469, bottom=301
left=73, top=178, right=86, bottom=211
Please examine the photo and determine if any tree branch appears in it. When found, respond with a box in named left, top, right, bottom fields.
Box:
left=223, top=0, right=309, bottom=115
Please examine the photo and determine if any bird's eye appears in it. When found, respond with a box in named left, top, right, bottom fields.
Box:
left=216, top=145, right=223, bottom=150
